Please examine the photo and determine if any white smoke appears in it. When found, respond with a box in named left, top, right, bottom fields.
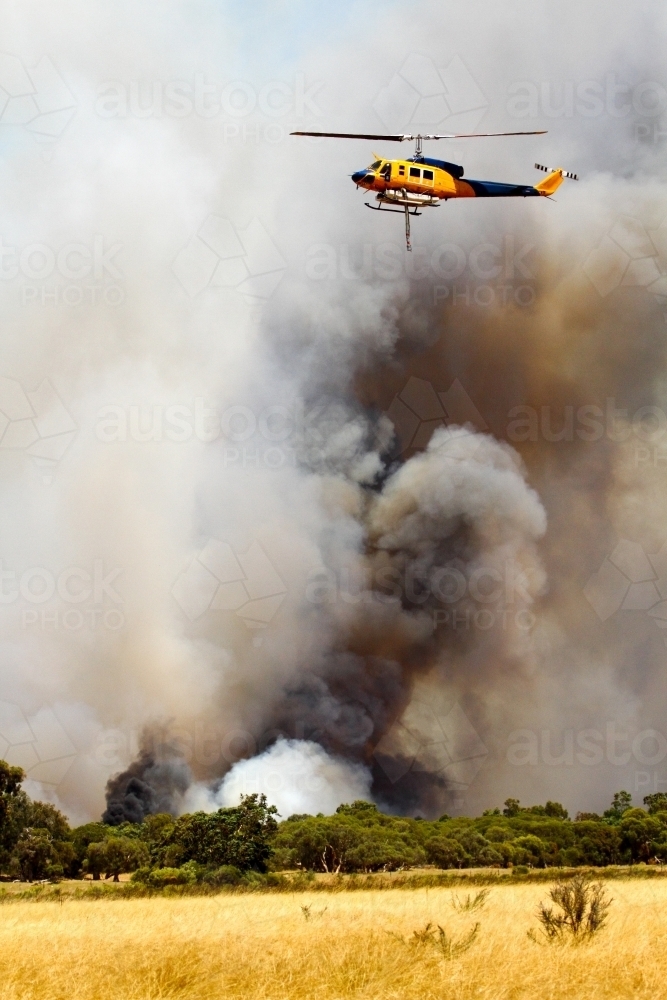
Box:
left=183, top=738, right=372, bottom=818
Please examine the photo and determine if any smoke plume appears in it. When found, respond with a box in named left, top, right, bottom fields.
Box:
left=1, top=1, right=667, bottom=822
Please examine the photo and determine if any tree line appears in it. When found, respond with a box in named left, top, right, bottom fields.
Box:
left=2, top=759, right=667, bottom=884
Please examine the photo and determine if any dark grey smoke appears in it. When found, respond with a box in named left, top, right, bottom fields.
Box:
left=103, top=740, right=192, bottom=824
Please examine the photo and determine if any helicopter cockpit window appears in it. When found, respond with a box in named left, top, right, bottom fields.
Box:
left=409, top=166, right=420, bottom=177
left=398, top=164, right=405, bottom=175
left=381, top=163, right=391, bottom=180
left=370, top=160, right=382, bottom=170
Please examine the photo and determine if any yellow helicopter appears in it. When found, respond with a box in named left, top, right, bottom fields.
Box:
left=291, top=130, right=578, bottom=250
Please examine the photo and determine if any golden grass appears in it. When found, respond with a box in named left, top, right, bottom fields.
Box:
left=1, top=881, right=666, bottom=1000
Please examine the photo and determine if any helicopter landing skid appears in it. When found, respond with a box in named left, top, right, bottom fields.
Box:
left=364, top=202, right=422, bottom=216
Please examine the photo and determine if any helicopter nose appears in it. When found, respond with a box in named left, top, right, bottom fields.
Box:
left=351, top=169, right=369, bottom=184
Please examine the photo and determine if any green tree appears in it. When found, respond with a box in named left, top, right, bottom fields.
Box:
left=544, top=801, right=569, bottom=820
left=101, top=836, right=149, bottom=881
left=484, top=825, right=513, bottom=843
left=503, top=798, right=522, bottom=818
left=512, top=834, right=547, bottom=867
left=71, top=821, right=110, bottom=875
left=618, top=809, right=665, bottom=863
left=604, top=791, right=633, bottom=822
left=0, top=762, right=30, bottom=868
left=163, top=794, right=278, bottom=872
left=572, top=820, right=621, bottom=866
left=425, top=836, right=468, bottom=869
left=14, top=827, right=63, bottom=881
left=346, top=827, right=424, bottom=872
left=83, top=840, right=108, bottom=880
left=455, top=830, right=492, bottom=865
left=0, top=761, right=24, bottom=820
left=643, top=793, right=667, bottom=815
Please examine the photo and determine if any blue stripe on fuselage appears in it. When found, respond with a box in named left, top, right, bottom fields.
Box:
left=465, top=179, right=540, bottom=197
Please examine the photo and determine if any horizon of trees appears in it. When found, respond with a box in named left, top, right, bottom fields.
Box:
left=3, top=759, right=667, bottom=883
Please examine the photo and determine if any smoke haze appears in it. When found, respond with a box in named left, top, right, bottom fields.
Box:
left=1, top=0, right=667, bottom=823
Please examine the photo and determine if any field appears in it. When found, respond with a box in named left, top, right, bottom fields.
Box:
left=1, top=879, right=666, bottom=1000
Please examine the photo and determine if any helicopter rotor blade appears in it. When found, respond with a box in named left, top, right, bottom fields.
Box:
left=290, top=131, right=409, bottom=141
left=418, top=130, right=548, bottom=138
left=290, top=130, right=547, bottom=140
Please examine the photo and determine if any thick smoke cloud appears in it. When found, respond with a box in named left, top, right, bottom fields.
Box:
left=1, top=1, right=666, bottom=822
left=185, top=738, right=372, bottom=818
left=103, top=738, right=192, bottom=824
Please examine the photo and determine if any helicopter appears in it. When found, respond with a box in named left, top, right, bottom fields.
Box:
left=291, top=130, right=578, bottom=250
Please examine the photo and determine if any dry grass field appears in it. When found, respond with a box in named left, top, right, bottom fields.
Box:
left=1, top=880, right=666, bottom=1000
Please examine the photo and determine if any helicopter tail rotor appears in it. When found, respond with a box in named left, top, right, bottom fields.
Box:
left=534, top=164, right=579, bottom=197
left=535, top=162, right=579, bottom=180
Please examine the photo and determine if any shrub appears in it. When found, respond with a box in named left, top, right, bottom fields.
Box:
left=408, top=921, right=480, bottom=959
left=533, top=874, right=611, bottom=942
left=143, top=867, right=186, bottom=887
left=203, top=865, right=243, bottom=886
left=450, top=888, right=490, bottom=912
left=178, top=860, right=204, bottom=884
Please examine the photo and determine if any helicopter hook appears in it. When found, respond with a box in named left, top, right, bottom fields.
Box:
left=404, top=204, right=412, bottom=252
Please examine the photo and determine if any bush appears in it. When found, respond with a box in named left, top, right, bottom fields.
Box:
left=203, top=865, right=243, bottom=886
left=405, top=921, right=480, bottom=959
left=133, top=867, right=188, bottom=887
left=533, top=874, right=611, bottom=942
left=178, top=860, right=204, bottom=884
